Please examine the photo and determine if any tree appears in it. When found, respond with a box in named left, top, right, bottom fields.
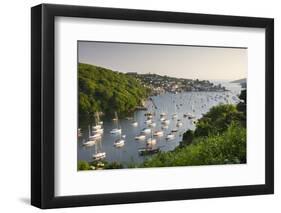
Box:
left=78, top=63, right=150, bottom=122
left=194, top=104, right=244, bottom=137
left=237, top=90, right=246, bottom=126
left=180, top=130, right=194, bottom=147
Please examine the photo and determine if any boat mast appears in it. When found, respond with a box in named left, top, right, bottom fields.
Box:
left=95, top=140, right=97, bottom=154
left=115, top=112, right=119, bottom=128
left=95, top=112, right=99, bottom=126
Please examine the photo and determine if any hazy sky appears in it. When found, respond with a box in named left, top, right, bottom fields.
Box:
left=78, top=41, right=247, bottom=81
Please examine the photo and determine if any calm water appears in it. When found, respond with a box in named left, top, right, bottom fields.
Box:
left=78, top=82, right=242, bottom=167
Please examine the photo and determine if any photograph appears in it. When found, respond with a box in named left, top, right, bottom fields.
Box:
left=29, top=2, right=274, bottom=209
left=77, top=41, right=247, bottom=171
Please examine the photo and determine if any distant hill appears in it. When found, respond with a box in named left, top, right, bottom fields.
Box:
left=231, top=78, right=246, bottom=84
left=231, top=78, right=246, bottom=88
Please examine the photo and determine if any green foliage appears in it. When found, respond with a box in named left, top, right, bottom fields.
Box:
left=79, top=63, right=150, bottom=121
left=104, top=161, right=124, bottom=169
left=142, top=122, right=246, bottom=167
left=180, top=130, right=194, bottom=147
left=237, top=90, right=246, bottom=123
left=77, top=160, right=123, bottom=170
left=78, top=160, right=91, bottom=171
left=194, top=104, right=244, bottom=138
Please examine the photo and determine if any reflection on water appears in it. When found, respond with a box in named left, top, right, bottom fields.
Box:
left=78, top=82, right=242, bottom=167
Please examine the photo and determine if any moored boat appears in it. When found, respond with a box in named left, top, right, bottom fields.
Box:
left=138, top=147, right=160, bottom=156
left=141, top=128, right=151, bottom=134
left=135, top=134, right=146, bottom=140
left=161, top=119, right=170, bottom=125
left=92, top=152, right=106, bottom=161
left=153, top=130, right=164, bottom=137
left=92, top=128, right=104, bottom=134
left=160, top=112, right=167, bottom=117
left=110, top=128, right=122, bottom=134
left=172, top=113, right=178, bottom=119
left=148, top=122, right=156, bottom=127
left=110, top=112, right=122, bottom=134
left=166, top=133, right=175, bottom=140
left=131, top=121, right=138, bottom=127
left=146, top=138, right=157, bottom=146
left=144, top=119, right=152, bottom=124
left=89, top=133, right=102, bottom=140
left=176, top=122, right=183, bottom=127
left=83, top=140, right=96, bottom=147
left=92, top=125, right=102, bottom=131
left=171, top=128, right=178, bottom=133
left=114, top=139, right=125, bottom=148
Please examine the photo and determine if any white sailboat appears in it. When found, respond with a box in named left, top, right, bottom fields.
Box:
left=86, top=125, right=101, bottom=141
left=83, top=126, right=97, bottom=146
left=131, top=121, right=138, bottom=127
left=92, top=125, right=102, bottom=131
left=146, top=137, right=157, bottom=146
left=92, top=129, right=104, bottom=134
left=78, top=128, right=82, bottom=137
left=161, top=119, right=170, bottom=125
left=192, top=104, right=195, bottom=113
left=144, top=119, right=152, bottom=124
left=153, top=130, right=164, bottom=137
left=166, top=133, right=175, bottom=140
left=92, top=112, right=104, bottom=134
left=141, top=128, right=151, bottom=134
left=172, top=113, right=178, bottom=119
left=172, top=102, right=178, bottom=119
left=131, top=112, right=138, bottom=127
left=92, top=139, right=106, bottom=161
left=83, top=140, right=96, bottom=147
left=114, top=131, right=125, bottom=148
left=114, top=138, right=125, bottom=148
left=135, top=134, right=146, bottom=140
left=110, top=128, right=121, bottom=134
left=110, top=112, right=122, bottom=134
left=88, top=133, right=102, bottom=140
left=139, top=127, right=159, bottom=156
left=148, top=122, right=156, bottom=127
left=92, top=152, right=106, bottom=161
left=160, top=117, right=166, bottom=122
left=176, top=121, right=183, bottom=127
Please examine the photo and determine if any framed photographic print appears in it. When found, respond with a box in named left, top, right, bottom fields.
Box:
left=31, top=4, right=274, bottom=209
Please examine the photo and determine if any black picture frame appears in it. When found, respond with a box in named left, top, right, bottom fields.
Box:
left=31, top=3, right=274, bottom=209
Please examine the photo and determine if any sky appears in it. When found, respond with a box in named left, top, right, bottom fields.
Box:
left=78, top=41, right=247, bottom=81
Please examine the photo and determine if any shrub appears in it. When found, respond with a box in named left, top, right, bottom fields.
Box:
left=142, top=122, right=246, bottom=167
left=78, top=160, right=91, bottom=170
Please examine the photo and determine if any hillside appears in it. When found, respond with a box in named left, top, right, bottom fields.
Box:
left=231, top=78, right=247, bottom=88
left=231, top=78, right=246, bottom=84
left=78, top=63, right=150, bottom=121
left=128, top=73, right=226, bottom=94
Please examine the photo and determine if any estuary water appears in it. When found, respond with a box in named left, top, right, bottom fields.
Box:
left=78, top=82, right=243, bottom=167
